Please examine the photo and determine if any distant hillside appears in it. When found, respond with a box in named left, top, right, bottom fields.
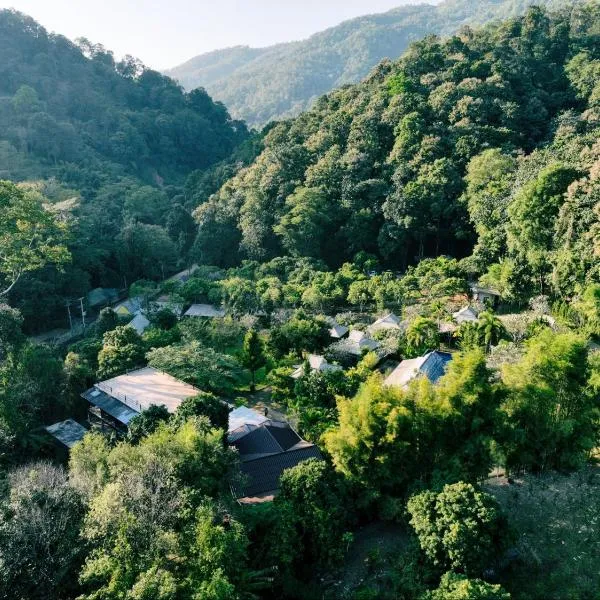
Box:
left=0, top=9, right=253, bottom=331
left=0, top=9, right=248, bottom=188
left=167, top=0, right=577, bottom=127
left=190, top=0, right=600, bottom=303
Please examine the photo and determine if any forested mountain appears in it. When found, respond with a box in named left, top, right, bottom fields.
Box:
left=0, top=9, right=254, bottom=331
left=167, top=0, right=577, bottom=127
left=192, top=2, right=600, bottom=301
left=0, top=9, right=248, bottom=188
left=0, top=5, right=599, bottom=600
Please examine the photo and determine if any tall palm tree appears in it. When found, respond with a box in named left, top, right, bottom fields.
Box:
left=477, top=311, right=507, bottom=352
left=406, top=317, right=439, bottom=356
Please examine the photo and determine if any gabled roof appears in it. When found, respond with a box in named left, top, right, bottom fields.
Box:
left=228, top=406, right=268, bottom=433
left=323, top=316, right=349, bottom=339
left=45, top=419, right=88, bottom=448
left=368, top=313, right=402, bottom=333
left=384, top=351, right=453, bottom=388
left=184, top=304, right=225, bottom=318
left=227, top=415, right=323, bottom=501
left=453, top=306, right=479, bottom=324
left=290, top=354, right=343, bottom=379
left=114, top=297, right=143, bottom=315
left=329, top=322, right=349, bottom=339
left=231, top=421, right=308, bottom=461
left=349, top=330, right=380, bottom=352
left=127, top=312, right=150, bottom=335
left=329, top=330, right=381, bottom=357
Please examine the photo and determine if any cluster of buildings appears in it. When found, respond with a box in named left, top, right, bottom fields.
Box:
left=47, top=280, right=500, bottom=502
left=46, top=366, right=321, bottom=504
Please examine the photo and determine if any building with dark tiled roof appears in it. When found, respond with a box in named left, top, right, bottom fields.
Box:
left=228, top=419, right=322, bottom=504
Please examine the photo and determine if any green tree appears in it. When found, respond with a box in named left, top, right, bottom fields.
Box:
left=68, top=432, right=111, bottom=501
left=127, top=404, right=171, bottom=444
left=347, top=279, right=372, bottom=311
left=149, top=308, right=178, bottom=331
left=0, top=462, right=85, bottom=600
left=147, top=341, right=240, bottom=395
left=406, top=317, right=440, bottom=356
left=462, top=149, right=516, bottom=267
left=435, top=350, right=503, bottom=483
left=220, top=277, right=259, bottom=316
left=117, top=223, right=177, bottom=282
left=95, top=307, right=119, bottom=336
left=501, top=330, right=595, bottom=473
left=423, top=572, right=511, bottom=600
left=240, top=329, right=266, bottom=392
left=0, top=181, right=70, bottom=296
left=275, top=459, right=354, bottom=572
left=97, top=325, right=146, bottom=379
left=76, top=420, right=239, bottom=599
left=274, top=187, right=334, bottom=259
left=172, top=392, right=230, bottom=430
left=407, top=482, right=509, bottom=576
left=507, top=164, right=580, bottom=294
left=268, top=312, right=330, bottom=358
left=0, top=303, right=24, bottom=359
left=477, top=311, right=507, bottom=353
left=324, top=376, right=433, bottom=498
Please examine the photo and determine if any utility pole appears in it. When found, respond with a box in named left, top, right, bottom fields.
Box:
left=79, top=297, right=86, bottom=328
left=66, top=300, right=73, bottom=330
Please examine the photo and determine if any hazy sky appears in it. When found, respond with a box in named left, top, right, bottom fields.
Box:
left=0, top=0, right=433, bottom=70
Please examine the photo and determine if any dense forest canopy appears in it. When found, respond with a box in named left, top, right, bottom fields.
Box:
left=0, top=9, right=248, bottom=187
left=191, top=1, right=600, bottom=302
left=0, top=9, right=254, bottom=331
left=166, top=0, right=579, bottom=127
left=0, top=3, right=599, bottom=600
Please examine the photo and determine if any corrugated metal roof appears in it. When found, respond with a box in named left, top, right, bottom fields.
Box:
left=233, top=426, right=285, bottom=460
left=127, top=312, right=150, bottom=335
left=420, top=351, right=453, bottom=383
left=184, top=304, right=225, bottom=318
left=82, top=387, right=140, bottom=425
left=45, top=419, right=88, bottom=448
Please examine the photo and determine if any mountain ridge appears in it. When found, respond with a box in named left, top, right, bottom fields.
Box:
left=166, top=0, right=578, bottom=127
